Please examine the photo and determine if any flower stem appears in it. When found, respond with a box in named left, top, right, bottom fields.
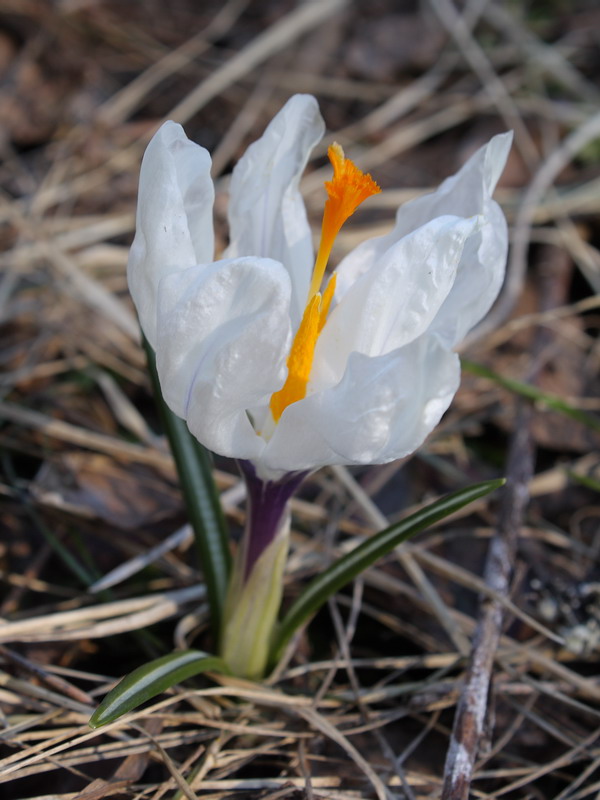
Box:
left=220, top=463, right=306, bottom=679
left=238, top=461, right=306, bottom=579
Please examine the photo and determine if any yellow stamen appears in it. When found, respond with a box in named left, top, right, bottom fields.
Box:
left=308, top=143, right=380, bottom=301
left=270, top=294, right=321, bottom=423
left=268, top=148, right=379, bottom=424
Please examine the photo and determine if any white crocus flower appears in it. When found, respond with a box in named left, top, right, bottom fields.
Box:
left=128, top=94, right=511, bottom=482
left=128, top=95, right=511, bottom=679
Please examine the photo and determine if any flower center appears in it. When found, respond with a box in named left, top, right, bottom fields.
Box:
left=269, top=144, right=380, bottom=423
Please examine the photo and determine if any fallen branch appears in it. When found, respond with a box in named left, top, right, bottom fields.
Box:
left=442, top=244, right=571, bottom=799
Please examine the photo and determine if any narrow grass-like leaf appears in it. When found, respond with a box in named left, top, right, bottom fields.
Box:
left=1, top=451, right=95, bottom=586
left=143, top=337, right=231, bottom=642
left=567, top=470, right=600, bottom=493
left=462, top=358, right=600, bottom=433
left=271, top=479, right=504, bottom=664
left=89, top=649, right=229, bottom=728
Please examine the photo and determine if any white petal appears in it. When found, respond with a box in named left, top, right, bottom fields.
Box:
left=432, top=200, right=508, bottom=346
left=226, top=94, right=325, bottom=326
left=312, top=215, right=477, bottom=390
left=335, top=132, right=512, bottom=344
left=128, top=121, right=215, bottom=346
left=260, top=335, right=460, bottom=476
left=155, top=257, right=292, bottom=460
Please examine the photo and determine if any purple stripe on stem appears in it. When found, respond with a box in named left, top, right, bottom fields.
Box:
left=238, top=460, right=307, bottom=580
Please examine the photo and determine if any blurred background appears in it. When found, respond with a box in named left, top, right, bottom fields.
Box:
left=1, top=1, right=600, bottom=798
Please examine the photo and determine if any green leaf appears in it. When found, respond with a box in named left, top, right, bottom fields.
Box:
left=567, top=469, right=600, bottom=493
left=271, top=479, right=505, bottom=664
left=462, top=358, right=600, bottom=434
left=143, top=337, right=231, bottom=644
left=1, top=451, right=94, bottom=587
left=89, top=649, right=229, bottom=728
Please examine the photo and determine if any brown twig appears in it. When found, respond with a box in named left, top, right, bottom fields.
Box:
left=441, top=400, right=535, bottom=800
left=441, top=245, right=572, bottom=799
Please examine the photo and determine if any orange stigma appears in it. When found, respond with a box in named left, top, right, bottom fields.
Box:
left=308, top=142, right=380, bottom=301
left=269, top=145, right=379, bottom=424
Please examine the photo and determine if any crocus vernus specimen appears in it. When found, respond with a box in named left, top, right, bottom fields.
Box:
left=128, top=94, right=511, bottom=678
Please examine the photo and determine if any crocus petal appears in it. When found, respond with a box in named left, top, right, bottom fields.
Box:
left=226, top=94, right=325, bottom=326
left=128, top=121, right=215, bottom=346
left=261, top=334, right=460, bottom=477
left=430, top=196, right=507, bottom=346
left=335, top=132, right=512, bottom=345
left=311, top=215, right=478, bottom=390
left=155, top=257, right=292, bottom=460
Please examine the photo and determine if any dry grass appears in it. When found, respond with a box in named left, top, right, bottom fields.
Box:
left=1, top=0, right=600, bottom=797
